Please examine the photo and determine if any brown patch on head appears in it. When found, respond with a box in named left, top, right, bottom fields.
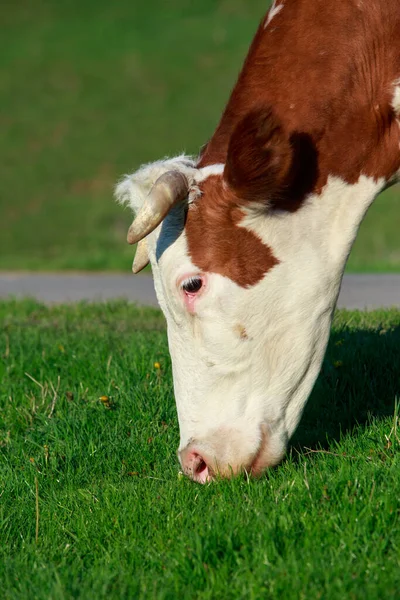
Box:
left=186, top=108, right=296, bottom=287
left=185, top=175, right=279, bottom=287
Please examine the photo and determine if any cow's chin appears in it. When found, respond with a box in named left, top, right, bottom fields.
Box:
left=179, top=424, right=285, bottom=484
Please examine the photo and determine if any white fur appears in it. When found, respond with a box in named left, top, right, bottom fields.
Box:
left=264, top=1, right=284, bottom=29
left=239, top=174, right=384, bottom=439
left=115, top=154, right=196, bottom=213
left=169, top=174, right=384, bottom=459
left=195, top=163, right=225, bottom=182
left=117, top=156, right=386, bottom=471
left=391, top=79, right=400, bottom=181
left=391, top=80, right=400, bottom=116
left=115, top=157, right=225, bottom=213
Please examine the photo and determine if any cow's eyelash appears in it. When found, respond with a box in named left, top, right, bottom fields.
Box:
left=181, top=277, right=203, bottom=294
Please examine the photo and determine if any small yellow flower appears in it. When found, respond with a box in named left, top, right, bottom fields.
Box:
left=154, top=362, right=161, bottom=370
left=333, top=360, right=343, bottom=368
left=99, top=395, right=112, bottom=409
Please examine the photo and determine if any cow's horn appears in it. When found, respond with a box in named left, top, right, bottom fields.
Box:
left=127, top=170, right=189, bottom=245
left=132, top=238, right=150, bottom=274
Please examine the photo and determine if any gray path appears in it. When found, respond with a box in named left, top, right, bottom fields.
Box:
left=0, top=272, right=399, bottom=310
left=0, top=273, right=159, bottom=307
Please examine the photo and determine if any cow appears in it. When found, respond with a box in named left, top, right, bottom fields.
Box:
left=116, top=0, right=400, bottom=483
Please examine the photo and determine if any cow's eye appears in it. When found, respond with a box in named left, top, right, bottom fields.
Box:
left=182, top=277, right=203, bottom=294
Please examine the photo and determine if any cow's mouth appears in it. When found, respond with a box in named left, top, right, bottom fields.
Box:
left=248, top=424, right=269, bottom=477
left=182, top=424, right=270, bottom=483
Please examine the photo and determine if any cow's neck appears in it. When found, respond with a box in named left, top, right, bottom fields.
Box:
left=244, top=172, right=385, bottom=303
left=240, top=172, right=386, bottom=439
left=272, top=175, right=384, bottom=270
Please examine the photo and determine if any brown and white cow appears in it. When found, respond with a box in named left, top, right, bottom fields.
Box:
left=116, top=0, right=400, bottom=483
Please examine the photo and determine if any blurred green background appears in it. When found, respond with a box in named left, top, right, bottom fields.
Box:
left=1, top=0, right=398, bottom=272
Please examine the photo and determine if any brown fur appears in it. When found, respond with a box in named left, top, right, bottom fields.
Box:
left=185, top=175, right=279, bottom=288
left=199, top=0, right=400, bottom=185
left=224, top=107, right=293, bottom=204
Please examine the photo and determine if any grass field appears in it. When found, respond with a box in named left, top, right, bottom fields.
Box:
left=1, top=300, right=399, bottom=599
left=1, top=0, right=399, bottom=272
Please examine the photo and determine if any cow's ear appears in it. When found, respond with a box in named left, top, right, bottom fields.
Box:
left=224, top=107, right=293, bottom=204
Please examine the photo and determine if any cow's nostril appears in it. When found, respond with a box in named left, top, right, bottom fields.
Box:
left=180, top=449, right=213, bottom=484
left=192, top=454, right=210, bottom=484
left=195, top=458, right=207, bottom=475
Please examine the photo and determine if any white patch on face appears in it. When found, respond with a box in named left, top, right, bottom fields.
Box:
left=392, top=80, right=400, bottom=116
left=162, top=173, right=384, bottom=470
left=264, top=1, right=284, bottom=29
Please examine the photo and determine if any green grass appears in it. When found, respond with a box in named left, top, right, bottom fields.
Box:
left=1, top=300, right=399, bottom=599
left=0, top=0, right=399, bottom=272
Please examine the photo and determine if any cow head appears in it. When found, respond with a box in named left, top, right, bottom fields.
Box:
left=114, top=0, right=400, bottom=482
left=116, top=108, right=384, bottom=483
